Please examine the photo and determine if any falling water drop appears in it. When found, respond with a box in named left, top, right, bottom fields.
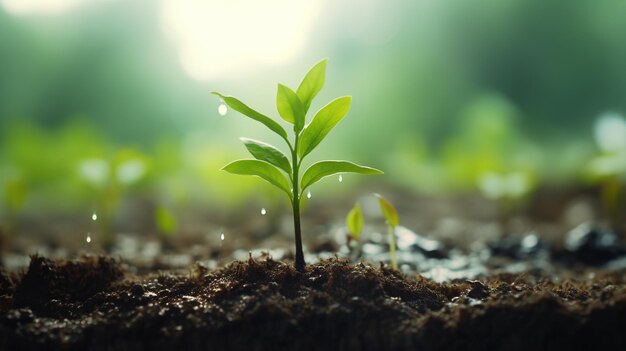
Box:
left=218, top=103, right=228, bottom=116
left=220, top=233, right=225, bottom=241
left=261, top=208, right=267, bottom=216
left=91, top=212, right=98, bottom=221
left=86, top=233, right=92, bottom=243
left=307, top=190, right=312, bottom=199
left=338, top=175, right=343, bottom=183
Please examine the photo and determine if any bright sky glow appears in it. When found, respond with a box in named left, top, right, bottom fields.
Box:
left=160, top=0, right=324, bottom=81
left=1, top=0, right=85, bottom=15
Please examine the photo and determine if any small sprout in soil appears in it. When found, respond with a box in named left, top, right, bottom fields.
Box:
left=212, top=58, right=383, bottom=271
left=345, top=201, right=364, bottom=260
left=346, top=201, right=364, bottom=242
left=155, top=206, right=177, bottom=240
left=375, top=193, right=399, bottom=270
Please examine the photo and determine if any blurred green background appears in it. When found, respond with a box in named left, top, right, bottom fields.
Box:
left=1, top=0, right=626, bottom=240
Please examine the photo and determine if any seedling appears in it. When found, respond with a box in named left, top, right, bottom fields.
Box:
left=345, top=201, right=364, bottom=259
left=155, top=205, right=177, bottom=247
left=212, top=59, right=383, bottom=271
left=375, top=194, right=399, bottom=269
left=346, top=201, right=364, bottom=243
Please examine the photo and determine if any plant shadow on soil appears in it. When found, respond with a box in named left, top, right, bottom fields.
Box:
left=1, top=254, right=626, bottom=350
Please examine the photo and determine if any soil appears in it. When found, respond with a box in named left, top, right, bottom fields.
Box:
left=1, top=254, right=626, bottom=351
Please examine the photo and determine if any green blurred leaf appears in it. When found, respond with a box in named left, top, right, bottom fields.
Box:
left=211, top=92, right=288, bottom=140
left=155, top=206, right=177, bottom=236
left=276, top=83, right=305, bottom=132
left=298, top=96, right=352, bottom=158
left=346, top=202, right=364, bottom=239
left=240, top=137, right=292, bottom=174
left=222, top=159, right=292, bottom=197
left=300, top=160, right=382, bottom=191
left=5, top=177, right=27, bottom=211
left=297, top=58, right=328, bottom=113
left=375, top=194, right=399, bottom=227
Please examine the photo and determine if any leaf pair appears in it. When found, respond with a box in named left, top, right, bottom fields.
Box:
left=222, top=159, right=383, bottom=199
left=276, top=58, right=328, bottom=134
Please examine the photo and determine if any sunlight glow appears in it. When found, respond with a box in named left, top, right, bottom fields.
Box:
left=1, top=0, right=85, bottom=16
left=160, top=0, right=325, bottom=81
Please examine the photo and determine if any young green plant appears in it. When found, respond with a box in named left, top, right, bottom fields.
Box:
left=346, top=201, right=364, bottom=242
left=212, top=59, right=383, bottom=272
left=375, top=194, right=399, bottom=270
left=346, top=201, right=364, bottom=260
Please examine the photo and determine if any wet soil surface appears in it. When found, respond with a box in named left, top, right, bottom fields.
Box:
left=1, top=255, right=626, bottom=350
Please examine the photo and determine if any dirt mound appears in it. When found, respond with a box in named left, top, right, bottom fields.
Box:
left=1, top=255, right=625, bottom=350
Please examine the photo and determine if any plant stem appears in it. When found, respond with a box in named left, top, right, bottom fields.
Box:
left=388, top=225, right=398, bottom=270
left=292, top=136, right=305, bottom=272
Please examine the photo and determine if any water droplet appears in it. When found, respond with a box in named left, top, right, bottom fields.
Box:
left=91, top=212, right=98, bottom=221
left=218, top=103, right=228, bottom=116
left=338, top=175, right=343, bottom=183
left=86, top=233, right=92, bottom=243
left=261, top=208, right=267, bottom=215
left=220, top=233, right=225, bottom=241
left=306, top=191, right=312, bottom=199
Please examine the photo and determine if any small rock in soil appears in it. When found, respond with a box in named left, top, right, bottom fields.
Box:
left=488, top=233, right=549, bottom=259
left=564, top=223, right=626, bottom=265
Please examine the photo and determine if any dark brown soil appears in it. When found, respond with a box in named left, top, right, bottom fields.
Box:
left=1, top=255, right=626, bottom=351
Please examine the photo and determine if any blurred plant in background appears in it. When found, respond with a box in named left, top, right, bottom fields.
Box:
left=586, top=112, right=626, bottom=233
left=1, top=0, right=626, bottom=245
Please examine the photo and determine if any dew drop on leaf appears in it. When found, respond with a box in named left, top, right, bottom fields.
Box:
left=261, top=208, right=267, bottom=215
left=86, top=233, right=92, bottom=243
left=220, top=233, right=225, bottom=241
left=307, top=191, right=312, bottom=199
left=218, top=103, right=228, bottom=116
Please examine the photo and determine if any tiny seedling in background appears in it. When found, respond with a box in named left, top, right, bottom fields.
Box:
left=213, top=58, right=383, bottom=272
left=345, top=201, right=364, bottom=260
left=155, top=206, right=177, bottom=247
left=375, top=194, right=399, bottom=270
left=346, top=201, right=364, bottom=242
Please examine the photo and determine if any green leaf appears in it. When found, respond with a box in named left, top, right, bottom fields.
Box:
left=222, top=160, right=292, bottom=197
left=375, top=194, right=399, bottom=227
left=155, top=206, right=177, bottom=236
left=298, top=96, right=352, bottom=158
left=276, top=83, right=305, bottom=132
left=346, top=202, right=364, bottom=239
left=296, top=58, right=328, bottom=113
left=240, top=137, right=292, bottom=174
left=211, top=92, right=288, bottom=140
left=300, top=160, right=383, bottom=191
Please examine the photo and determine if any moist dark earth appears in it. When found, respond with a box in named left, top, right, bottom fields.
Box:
left=1, top=254, right=626, bottom=351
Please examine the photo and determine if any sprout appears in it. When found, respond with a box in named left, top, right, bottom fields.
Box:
left=346, top=201, right=364, bottom=242
left=213, top=59, right=383, bottom=271
left=375, top=193, right=399, bottom=270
